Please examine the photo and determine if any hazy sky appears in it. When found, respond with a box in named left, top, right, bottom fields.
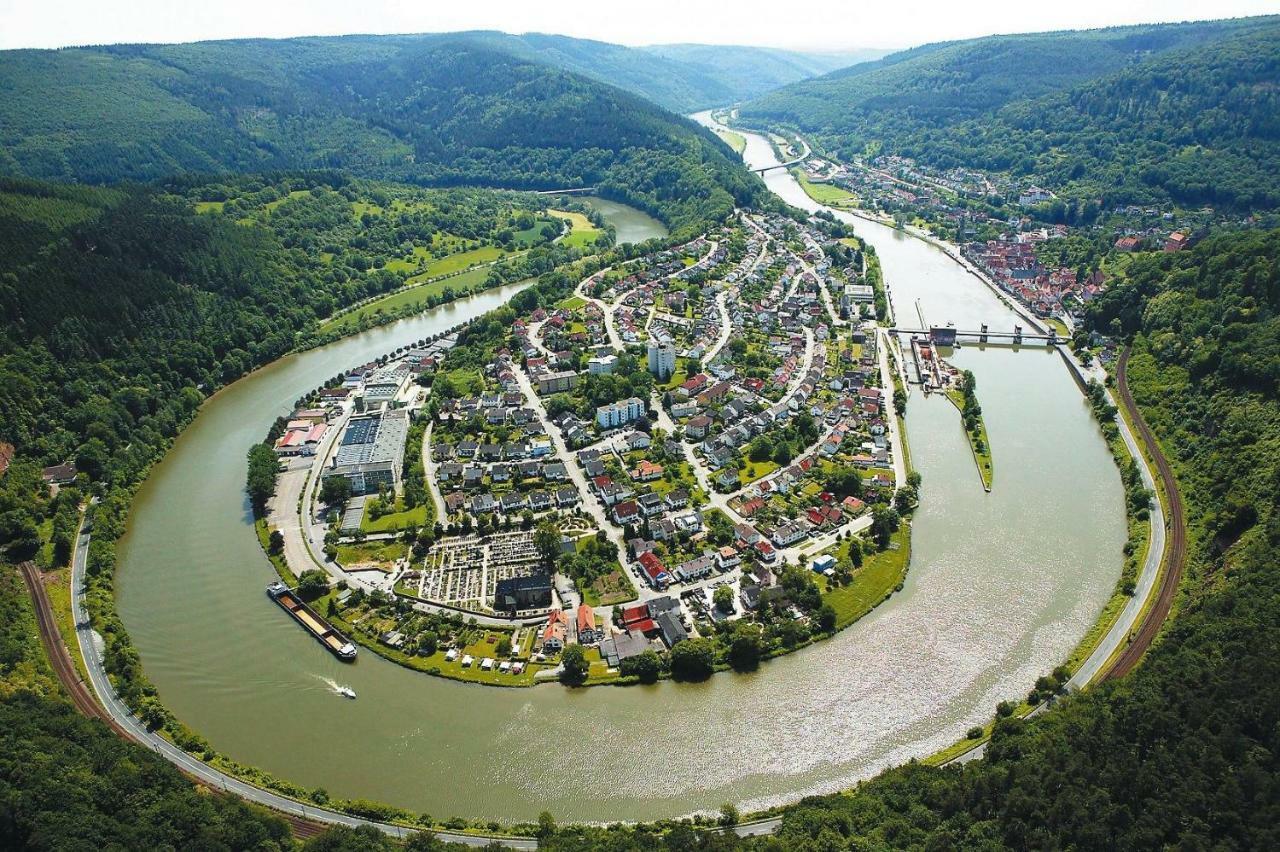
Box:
left=2, top=0, right=1277, bottom=51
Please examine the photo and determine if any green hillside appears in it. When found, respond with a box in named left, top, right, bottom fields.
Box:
left=741, top=16, right=1280, bottom=208
left=0, top=34, right=763, bottom=231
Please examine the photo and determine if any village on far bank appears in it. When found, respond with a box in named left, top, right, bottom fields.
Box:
left=257, top=209, right=921, bottom=687
left=779, top=123, right=1273, bottom=371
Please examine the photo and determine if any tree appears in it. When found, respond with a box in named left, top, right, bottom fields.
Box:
left=559, top=644, right=588, bottom=685
left=297, top=569, right=330, bottom=600
left=719, top=803, right=740, bottom=827
left=816, top=603, right=838, bottom=633
left=728, top=622, right=764, bottom=671
left=319, top=475, right=353, bottom=508
left=713, top=584, right=736, bottom=614
left=268, top=529, right=284, bottom=554
left=534, top=521, right=560, bottom=571
left=537, top=811, right=557, bottom=838
left=669, top=637, right=715, bottom=680
left=245, top=444, right=279, bottom=515
left=870, top=506, right=900, bottom=549
left=619, top=649, right=662, bottom=683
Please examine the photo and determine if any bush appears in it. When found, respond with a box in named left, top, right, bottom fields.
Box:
left=967, top=726, right=985, bottom=740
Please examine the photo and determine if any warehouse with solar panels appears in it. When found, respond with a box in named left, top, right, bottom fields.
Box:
left=322, top=409, right=410, bottom=495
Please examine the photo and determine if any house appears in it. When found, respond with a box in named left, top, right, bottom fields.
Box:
left=637, top=551, right=671, bottom=589
left=624, top=430, right=652, bottom=451
left=500, top=492, right=527, bottom=513
left=541, top=609, right=569, bottom=652
left=716, top=545, right=741, bottom=569
left=754, top=539, right=778, bottom=564
left=771, top=522, right=806, bottom=547
left=445, top=492, right=467, bottom=513
left=556, top=487, right=580, bottom=507
left=675, top=555, right=715, bottom=583
left=664, top=489, right=690, bottom=509
left=470, top=493, right=498, bottom=514
left=614, top=499, right=640, bottom=525
left=685, top=415, right=713, bottom=439
left=631, top=460, right=664, bottom=481
left=638, top=492, right=665, bottom=517
left=528, top=491, right=552, bottom=512
left=576, top=603, right=599, bottom=644
left=734, top=523, right=761, bottom=546
left=1164, top=231, right=1189, bottom=252
left=41, top=462, right=78, bottom=485
left=600, top=629, right=652, bottom=667
left=811, top=554, right=836, bottom=575
left=657, top=610, right=688, bottom=647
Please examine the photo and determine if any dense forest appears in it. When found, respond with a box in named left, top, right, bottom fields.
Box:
left=742, top=16, right=1280, bottom=209
left=0, top=34, right=764, bottom=232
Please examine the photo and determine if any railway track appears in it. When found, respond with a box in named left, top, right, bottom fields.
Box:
left=17, top=559, right=332, bottom=840
left=1104, top=346, right=1187, bottom=680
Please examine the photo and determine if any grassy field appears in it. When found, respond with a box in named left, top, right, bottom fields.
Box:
left=793, top=170, right=859, bottom=208
left=820, top=523, right=912, bottom=630
left=335, top=539, right=406, bottom=570
left=584, top=569, right=638, bottom=607
left=41, top=566, right=91, bottom=685
left=739, top=460, right=779, bottom=485
left=548, top=208, right=604, bottom=250
left=321, top=266, right=492, bottom=334
left=714, top=128, right=747, bottom=155
left=361, top=501, right=431, bottom=534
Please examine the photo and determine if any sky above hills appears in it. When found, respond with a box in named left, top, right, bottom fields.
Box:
left=2, top=0, right=1278, bottom=51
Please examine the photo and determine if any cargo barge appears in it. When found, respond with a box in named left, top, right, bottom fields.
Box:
left=267, top=581, right=357, bottom=660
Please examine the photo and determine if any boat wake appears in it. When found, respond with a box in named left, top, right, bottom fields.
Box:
left=314, top=675, right=356, bottom=698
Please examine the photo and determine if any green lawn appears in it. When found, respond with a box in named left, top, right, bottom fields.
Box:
left=739, top=460, right=779, bottom=485
left=821, top=524, right=912, bottom=629
left=361, top=501, right=431, bottom=533
left=714, top=128, right=747, bottom=155
left=794, top=171, right=859, bottom=207
left=321, top=266, right=491, bottom=333
left=335, top=539, right=406, bottom=570
left=548, top=209, right=603, bottom=250
left=558, top=295, right=587, bottom=311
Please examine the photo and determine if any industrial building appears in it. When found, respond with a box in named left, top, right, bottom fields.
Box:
left=323, top=409, right=410, bottom=495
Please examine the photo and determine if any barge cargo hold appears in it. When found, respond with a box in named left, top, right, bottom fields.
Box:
left=266, top=581, right=357, bottom=660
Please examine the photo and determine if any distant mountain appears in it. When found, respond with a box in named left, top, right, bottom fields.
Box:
left=0, top=33, right=765, bottom=230
left=740, top=16, right=1280, bottom=209
left=641, top=43, right=892, bottom=106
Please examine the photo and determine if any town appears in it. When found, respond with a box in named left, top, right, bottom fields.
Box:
left=258, top=210, right=917, bottom=686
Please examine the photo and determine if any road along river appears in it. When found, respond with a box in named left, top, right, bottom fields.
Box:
left=116, top=172, right=1124, bottom=823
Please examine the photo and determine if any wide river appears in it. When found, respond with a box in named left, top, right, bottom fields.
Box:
left=117, top=155, right=1124, bottom=822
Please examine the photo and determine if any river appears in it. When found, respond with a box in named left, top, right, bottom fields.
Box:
left=116, top=152, right=1124, bottom=823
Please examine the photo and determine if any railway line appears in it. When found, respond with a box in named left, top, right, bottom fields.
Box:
left=1104, top=346, right=1187, bottom=679
left=18, top=558, right=335, bottom=841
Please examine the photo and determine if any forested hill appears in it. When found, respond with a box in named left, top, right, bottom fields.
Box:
left=460, top=34, right=878, bottom=113
left=0, top=34, right=762, bottom=231
left=740, top=16, right=1280, bottom=209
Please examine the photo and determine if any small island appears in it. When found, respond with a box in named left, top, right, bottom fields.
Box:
left=945, top=370, right=993, bottom=490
